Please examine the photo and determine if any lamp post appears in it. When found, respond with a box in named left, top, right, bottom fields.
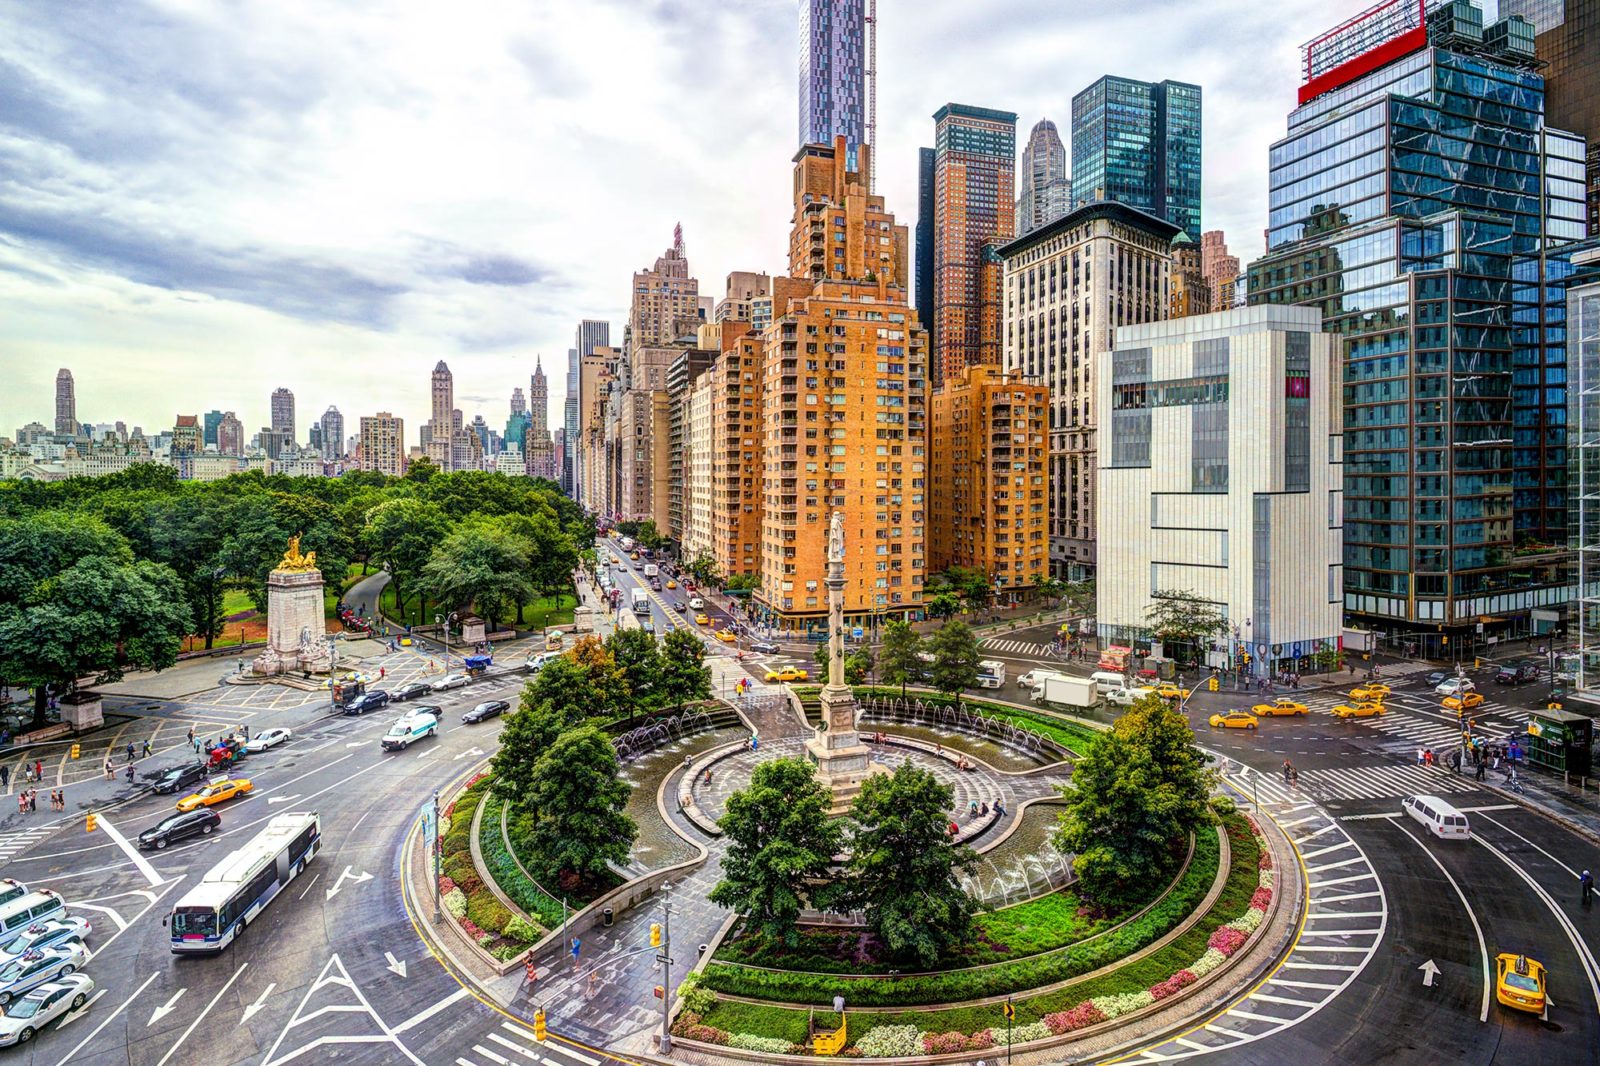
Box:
left=435, top=612, right=459, bottom=668
left=1178, top=670, right=1220, bottom=717
left=431, top=788, right=441, bottom=922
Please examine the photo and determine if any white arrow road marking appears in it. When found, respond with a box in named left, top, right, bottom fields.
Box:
left=155, top=963, right=246, bottom=1066
left=242, top=982, right=276, bottom=1023
left=384, top=952, right=407, bottom=979
left=266, top=795, right=302, bottom=806
left=452, top=746, right=485, bottom=761
left=1419, top=960, right=1440, bottom=987
left=87, top=813, right=165, bottom=888
left=70, top=902, right=129, bottom=933
left=148, top=988, right=187, bottom=1026
left=51, top=972, right=158, bottom=1066
left=55, top=989, right=106, bottom=1030
left=325, top=866, right=375, bottom=900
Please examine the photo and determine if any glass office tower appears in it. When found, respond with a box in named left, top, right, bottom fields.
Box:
left=1249, top=0, right=1589, bottom=655
left=1071, top=76, right=1202, bottom=241
left=799, top=0, right=865, bottom=159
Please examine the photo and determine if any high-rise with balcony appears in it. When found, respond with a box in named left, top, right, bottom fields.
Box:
left=270, top=387, right=295, bottom=442
left=1248, top=0, right=1590, bottom=653
left=931, top=104, right=1017, bottom=388
left=755, top=135, right=927, bottom=633
left=359, top=412, right=406, bottom=476
left=1071, top=76, right=1202, bottom=241
left=799, top=0, right=865, bottom=161
left=1016, top=118, right=1073, bottom=237
left=54, top=369, right=75, bottom=436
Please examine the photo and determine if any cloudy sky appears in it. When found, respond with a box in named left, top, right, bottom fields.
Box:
left=0, top=0, right=1426, bottom=443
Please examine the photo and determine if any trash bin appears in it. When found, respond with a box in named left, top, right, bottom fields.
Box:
left=602, top=907, right=614, bottom=927
left=698, top=944, right=708, bottom=957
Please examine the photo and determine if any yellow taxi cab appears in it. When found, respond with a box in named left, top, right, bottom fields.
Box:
left=176, top=778, right=254, bottom=812
left=1494, top=953, right=1546, bottom=1013
left=695, top=613, right=711, bottom=626
left=1349, top=682, right=1391, bottom=701
left=1332, top=701, right=1385, bottom=719
left=1252, top=697, right=1308, bottom=717
left=630, top=551, right=640, bottom=560
left=764, top=667, right=809, bottom=683
left=1207, top=711, right=1258, bottom=730
left=715, top=629, right=737, bottom=643
left=666, top=580, right=677, bottom=590
left=1443, top=691, right=1485, bottom=712
left=1154, top=683, right=1193, bottom=701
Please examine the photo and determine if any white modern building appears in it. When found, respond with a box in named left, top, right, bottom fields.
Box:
left=1097, top=305, right=1342, bottom=678
left=1568, top=245, right=1600, bottom=701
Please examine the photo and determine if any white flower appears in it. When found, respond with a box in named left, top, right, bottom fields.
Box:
left=854, top=1025, right=924, bottom=1057
left=1091, top=990, right=1156, bottom=1018
left=1190, top=947, right=1229, bottom=976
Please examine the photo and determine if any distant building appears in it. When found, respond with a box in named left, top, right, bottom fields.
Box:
left=427, top=361, right=454, bottom=471
left=1169, top=233, right=1212, bottom=318
left=216, top=412, right=244, bottom=457
left=54, top=369, right=76, bottom=436
left=319, top=406, right=344, bottom=461
left=799, top=0, right=865, bottom=159
left=1509, top=0, right=1600, bottom=234
left=359, top=412, right=406, bottom=476
left=1200, top=231, right=1242, bottom=312
left=1015, top=118, right=1072, bottom=237
left=916, top=146, right=936, bottom=347
left=270, top=387, right=295, bottom=442
left=203, top=410, right=225, bottom=447
left=1098, top=306, right=1343, bottom=678
left=1071, top=75, right=1202, bottom=241
left=171, top=415, right=202, bottom=457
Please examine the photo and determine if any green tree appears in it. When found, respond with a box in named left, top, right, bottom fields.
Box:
left=571, top=635, right=629, bottom=718
left=927, top=591, right=962, bottom=620
left=492, top=675, right=590, bottom=807
left=403, top=455, right=440, bottom=483
left=1144, top=589, right=1228, bottom=651
left=522, top=725, right=636, bottom=884
left=363, top=498, right=451, bottom=620
left=607, top=627, right=662, bottom=718
left=925, top=620, right=980, bottom=706
left=657, top=627, right=712, bottom=712
left=685, top=550, right=720, bottom=587
left=420, top=527, right=532, bottom=626
left=632, top=519, right=666, bottom=551
left=725, top=573, right=759, bottom=593
left=709, top=759, right=846, bottom=946
left=878, top=620, right=925, bottom=698
left=1053, top=697, right=1214, bottom=911
left=0, top=513, right=191, bottom=725
left=842, top=763, right=979, bottom=967
left=814, top=642, right=872, bottom=684
left=524, top=655, right=603, bottom=727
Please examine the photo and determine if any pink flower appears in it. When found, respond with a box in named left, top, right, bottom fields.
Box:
left=1043, top=1002, right=1106, bottom=1034
left=1251, top=887, right=1273, bottom=911
left=1258, top=851, right=1273, bottom=870
left=1150, top=970, right=1198, bottom=1000
left=1208, top=926, right=1248, bottom=956
left=922, top=1032, right=966, bottom=1054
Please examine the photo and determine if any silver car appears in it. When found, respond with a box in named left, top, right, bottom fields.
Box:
left=0, top=943, right=89, bottom=1006
left=0, top=973, right=94, bottom=1045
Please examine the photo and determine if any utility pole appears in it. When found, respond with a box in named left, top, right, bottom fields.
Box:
left=432, top=788, right=441, bottom=922
left=659, top=882, right=674, bottom=1053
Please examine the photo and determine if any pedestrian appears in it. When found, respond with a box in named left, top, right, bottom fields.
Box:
left=1289, top=767, right=1299, bottom=787
left=15, top=794, right=23, bottom=816
left=142, top=739, right=152, bottom=758
left=186, top=727, right=195, bottom=748
left=33, top=759, right=41, bottom=781
left=243, top=724, right=250, bottom=742
left=1582, top=869, right=1594, bottom=906
left=28, top=789, right=36, bottom=812
left=103, top=760, right=113, bottom=782
left=125, top=742, right=134, bottom=763
left=125, top=763, right=134, bottom=784
left=1417, top=747, right=1426, bottom=766
left=1475, top=758, right=1487, bottom=782
left=0, top=764, right=8, bottom=791
left=1282, top=759, right=1293, bottom=782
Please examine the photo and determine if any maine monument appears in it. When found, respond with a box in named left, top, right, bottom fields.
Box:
left=251, top=534, right=334, bottom=677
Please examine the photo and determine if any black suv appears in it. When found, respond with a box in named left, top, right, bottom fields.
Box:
left=1495, top=662, right=1540, bottom=685
left=344, top=691, right=390, bottom=715
left=392, top=681, right=431, bottom=701
left=151, top=762, right=210, bottom=795
left=138, top=809, right=221, bottom=850
left=462, top=700, right=509, bottom=724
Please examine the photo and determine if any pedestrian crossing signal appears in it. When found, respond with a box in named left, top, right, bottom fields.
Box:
left=85, top=813, right=97, bottom=833
left=1208, top=678, right=1219, bottom=692
left=533, top=1009, right=546, bottom=1042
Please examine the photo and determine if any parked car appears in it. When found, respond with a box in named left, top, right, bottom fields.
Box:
left=0, top=919, right=91, bottom=961
left=462, top=700, right=509, bottom=724
left=1495, top=663, right=1539, bottom=685
left=392, top=681, right=432, bottom=701
left=431, top=673, right=469, bottom=692
left=0, top=973, right=95, bottom=1045
left=0, top=943, right=89, bottom=1006
left=175, top=778, right=253, bottom=813
left=151, top=761, right=210, bottom=795
left=344, top=691, right=390, bottom=715
left=247, top=727, right=292, bottom=752
left=138, top=809, right=221, bottom=850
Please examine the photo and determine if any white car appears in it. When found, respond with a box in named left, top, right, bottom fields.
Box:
left=1106, top=686, right=1157, bottom=707
left=1435, top=677, right=1476, bottom=697
left=0, top=974, right=94, bottom=1046
left=247, top=727, right=292, bottom=753
left=430, top=673, right=469, bottom=692
left=523, top=653, right=560, bottom=674
left=0, top=943, right=89, bottom=1006
left=0, top=919, right=91, bottom=960
left=1017, top=669, right=1066, bottom=689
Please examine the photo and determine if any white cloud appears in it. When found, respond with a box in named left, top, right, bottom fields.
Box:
left=0, top=0, right=1345, bottom=441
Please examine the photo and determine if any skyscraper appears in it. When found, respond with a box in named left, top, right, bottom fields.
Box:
left=1508, top=0, right=1598, bottom=235
left=529, top=360, right=549, bottom=440
left=54, top=369, right=75, bottom=436
left=428, top=361, right=453, bottom=470
left=932, top=103, right=1017, bottom=387
left=359, top=412, right=406, bottom=476
left=1199, top=230, right=1241, bottom=311
left=799, top=0, right=865, bottom=160
left=1071, top=76, right=1202, bottom=241
left=916, top=146, right=935, bottom=345
left=319, top=406, right=344, bottom=461
left=1015, top=118, right=1072, bottom=237
left=270, top=387, right=295, bottom=441
left=203, top=410, right=224, bottom=447
left=216, top=412, right=244, bottom=456
left=1500, top=0, right=1569, bottom=34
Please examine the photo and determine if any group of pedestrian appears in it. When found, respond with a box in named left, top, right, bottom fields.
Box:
left=1281, top=759, right=1300, bottom=787
left=15, top=789, right=38, bottom=813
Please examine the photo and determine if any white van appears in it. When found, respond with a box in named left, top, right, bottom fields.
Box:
left=1090, top=671, right=1129, bottom=694
left=1402, top=794, right=1471, bottom=840
left=381, top=709, right=440, bottom=752
left=1106, top=685, right=1157, bottom=707
left=0, top=890, right=64, bottom=937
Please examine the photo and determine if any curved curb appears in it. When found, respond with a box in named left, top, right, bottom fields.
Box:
left=1477, top=777, right=1600, bottom=846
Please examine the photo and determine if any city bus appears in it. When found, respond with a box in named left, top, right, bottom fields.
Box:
left=166, top=812, right=321, bottom=954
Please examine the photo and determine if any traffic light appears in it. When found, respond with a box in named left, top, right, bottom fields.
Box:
left=69, top=743, right=80, bottom=760
left=649, top=922, right=662, bottom=947
left=85, top=812, right=97, bottom=833
left=533, top=1009, right=546, bottom=1042
left=1208, top=678, right=1219, bottom=692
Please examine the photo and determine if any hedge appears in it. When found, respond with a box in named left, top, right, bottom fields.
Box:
left=798, top=686, right=1101, bottom=756
left=477, top=791, right=565, bottom=930
left=698, top=829, right=1219, bottom=1007
left=466, top=887, right=512, bottom=936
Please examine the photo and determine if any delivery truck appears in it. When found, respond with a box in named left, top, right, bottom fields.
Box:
left=1032, top=674, right=1099, bottom=710
left=631, top=587, right=650, bottom=615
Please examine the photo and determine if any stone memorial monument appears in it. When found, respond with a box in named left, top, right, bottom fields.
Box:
left=251, top=535, right=334, bottom=677
left=804, top=511, right=883, bottom=815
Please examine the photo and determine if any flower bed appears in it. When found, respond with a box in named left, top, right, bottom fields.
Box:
left=694, top=813, right=1272, bottom=1053
left=477, top=790, right=567, bottom=930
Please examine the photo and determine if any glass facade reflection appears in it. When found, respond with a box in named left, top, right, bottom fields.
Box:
left=1250, top=3, right=1590, bottom=652
left=799, top=0, right=865, bottom=160
left=1071, top=76, right=1202, bottom=241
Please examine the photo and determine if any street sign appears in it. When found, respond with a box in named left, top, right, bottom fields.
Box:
left=421, top=803, right=437, bottom=855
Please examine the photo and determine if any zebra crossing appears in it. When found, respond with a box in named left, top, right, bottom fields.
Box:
left=0, top=825, right=54, bottom=863
left=1225, top=763, right=1474, bottom=804
left=1289, top=688, right=1529, bottom=753
left=979, top=637, right=1059, bottom=658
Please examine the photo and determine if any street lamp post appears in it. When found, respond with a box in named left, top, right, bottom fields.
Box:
left=658, top=882, right=674, bottom=1054
left=1177, top=670, right=1220, bottom=716
left=431, top=788, right=441, bottom=922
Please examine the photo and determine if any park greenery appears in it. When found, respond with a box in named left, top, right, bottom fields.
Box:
left=1054, top=696, right=1215, bottom=910
left=925, top=619, right=981, bottom=705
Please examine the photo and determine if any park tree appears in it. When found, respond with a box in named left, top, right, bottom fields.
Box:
left=685, top=550, right=720, bottom=587
left=143, top=493, right=233, bottom=649
left=927, top=591, right=962, bottom=620
left=521, top=725, right=636, bottom=885
left=925, top=620, right=980, bottom=706
left=363, top=498, right=451, bottom=621
left=608, top=627, right=663, bottom=717
left=571, top=635, right=629, bottom=718
left=420, top=526, right=532, bottom=626
left=0, top=513, right=192, bottom=725
left=657, top=627, right=712, bottom=713
left=1054, top=697, right=1214, bottom=911
left=842, top=763, right=979, bottom=967
left=403, top=456, right=440, bottom=483
left=877, top=621, right=925, bottom=698
left=709, top=758, right=846, bottom=946
left=525, top=655, right=604, bottom=727
left=1145, top=589, right=1228, bottom=653
left=815, top=642, right=872, bottom=684
left=492, top=674, right=591, bottom=807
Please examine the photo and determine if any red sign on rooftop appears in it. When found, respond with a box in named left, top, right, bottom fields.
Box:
left=1299, top=0, right=1428, bottom=105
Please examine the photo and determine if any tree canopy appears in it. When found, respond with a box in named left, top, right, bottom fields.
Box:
left=877, top=620, right=925, bottom=697
left=925, top=620, right=980, bottom=703
left=520, top=725, right=636, bottom=884
left=1145, top=588, right=1229, bottom=650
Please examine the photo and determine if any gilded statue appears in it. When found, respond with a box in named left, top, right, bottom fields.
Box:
left=277, top=533, right=318, bottom=572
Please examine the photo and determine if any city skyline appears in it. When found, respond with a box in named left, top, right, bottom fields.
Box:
left=1, top=0, right=1397, bottom=437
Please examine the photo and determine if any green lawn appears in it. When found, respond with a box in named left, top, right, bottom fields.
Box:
left=221, top=589, right=257, bottom=618
left=380, top=585, right=575, bottom=632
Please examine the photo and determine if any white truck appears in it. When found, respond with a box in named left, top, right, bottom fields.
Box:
left=643, top=563, right=659, bottom=578
left=1032, top=674, right=1099, bottom=710
left=631, top=587, right=651, bottom=615
left=976, top=660, right=1006, bottom=688
left=381, top=709, right=439, bottom=751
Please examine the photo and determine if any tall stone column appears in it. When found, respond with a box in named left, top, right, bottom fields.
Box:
left=804, top=512, right=882, bottom=815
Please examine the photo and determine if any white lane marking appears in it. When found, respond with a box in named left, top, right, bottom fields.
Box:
left=1301, top=839, right=1357, bottom=860
left=487, top=1032, right=543, bottom=1061
left=51, top=971, right=160, bottom=1066
left=472, top=1047, right=511, bottom=1066
left=157, top=963, right=248, bottom=1066
left=391, top=987, right=470, bottom=1034
left=1477, top=812, right=1580, bottom=878
left=1471, top=833, right=1600, bottom=1015
left=296, top=873, right=321, bottom=901
left=1394, top=822, right=1490, bottom=1023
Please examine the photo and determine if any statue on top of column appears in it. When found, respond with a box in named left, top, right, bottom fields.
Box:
left=828, top=511, right=844, bottom=567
